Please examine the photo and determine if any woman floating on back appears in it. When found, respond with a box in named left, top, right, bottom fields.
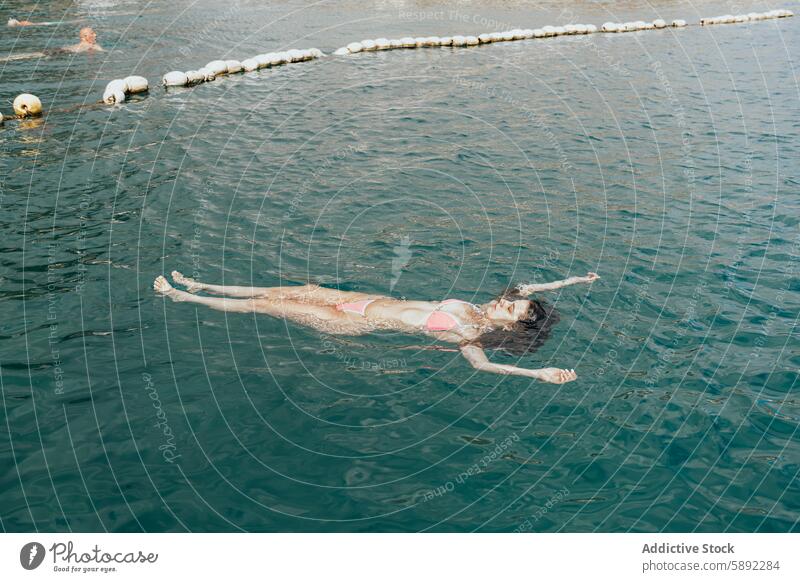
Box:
left=154, top=270, right=600, bottom=384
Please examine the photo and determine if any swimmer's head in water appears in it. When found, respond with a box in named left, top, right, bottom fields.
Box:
left=477, top=291, right=559, bottom=355
left=80, top=27, right=97, bottom=44
left=484, top=297, right=531, bottom=324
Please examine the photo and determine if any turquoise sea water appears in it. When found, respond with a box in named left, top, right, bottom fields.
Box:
left=1, top=0, right=799, bottom=532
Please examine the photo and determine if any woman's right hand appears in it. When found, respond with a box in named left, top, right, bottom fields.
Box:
left=534, top=368, right=578, bottom=383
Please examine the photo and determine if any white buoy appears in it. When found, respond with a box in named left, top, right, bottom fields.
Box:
left=162, top=71, right=189, bottom=87
left=500, top=30, right=514, bottom=41
left=601, top=22, right=617, bottom=32
left=334, top=47, right=349, bottom=55
left=451, top=35, right=466, bottom=46
left=205, top=60, right=228, bottom=75
left=586, top=24, right=598, bottom=33
left=102, top=83, right=125, bottom=104
left=225, top=60, right=243, bottom=73
left=564, top=24, right=577, bottom=35
left=241, top=58, right=259, bottom=72
left=198, top=67, right=215, bottom=81
left=375, top=38, right=390, bottom=50
left=123, top=75, right=148, bottom=93
left=400, top=37, right=415, bottom=48
left=102, top=79, right=126, bottom=103
left=255, top=54, right=270, bottom=67
left=13, top=93, right=43, bottom=117
left=465, top=35, right=479, bottom=45
left=346, top=42, right=364, bottom=54
left=285, top=49, right=303, bottom=62
left=653, top=19, right=667, bottom=29
left=553, top=26, right=566, bottom=35
left=362, top=39, right=377, bottom=51
left=185, top=70, right=204, bottom=84
left=672, top=19, right=687, bottom=27
left=106, top=78, right=128, bottom=94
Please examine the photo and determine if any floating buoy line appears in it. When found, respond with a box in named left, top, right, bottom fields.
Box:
left=0, top=9, right=793, bottom=123
left=160, top=47, right=325, bottom=90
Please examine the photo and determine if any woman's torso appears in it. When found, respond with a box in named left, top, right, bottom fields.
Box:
left=339, top=296, right=485, bottom=340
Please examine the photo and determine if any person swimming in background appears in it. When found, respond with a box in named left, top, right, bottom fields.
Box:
left=8, top=18, right=36, bottom=26
left=63, top=27, right=104, bottom=53
left=0, top=26, right=103, bottom=61
left=154, top=270, right=601, bottom=384
left=8, top=17, right=82, bottom=27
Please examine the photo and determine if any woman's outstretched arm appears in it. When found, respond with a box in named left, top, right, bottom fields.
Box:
left=516, top=272, right=600, bottom=295
left=459, top=344, right=577, bottom=384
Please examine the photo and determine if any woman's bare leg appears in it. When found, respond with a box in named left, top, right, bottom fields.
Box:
left=156, top=276, right=353, bottom=326
left=170, top=271, right=376, bottom=303
left=171, top=271, right=275, bottom=296
left=155, top=276, right=257, bottom=312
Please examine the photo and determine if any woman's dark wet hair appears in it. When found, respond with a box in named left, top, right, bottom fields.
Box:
left=475, top=289, right=560, bottom=356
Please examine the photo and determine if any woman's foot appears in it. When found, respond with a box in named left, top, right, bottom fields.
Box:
left=171, top=270, right=202, bottom=293
left=154, top=275, right=184, bottom=301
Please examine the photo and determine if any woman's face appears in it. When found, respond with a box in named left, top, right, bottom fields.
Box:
left=485, top=298, right=530, bottom=324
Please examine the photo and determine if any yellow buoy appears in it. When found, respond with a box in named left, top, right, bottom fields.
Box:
left=13, top=93, right=42, bottom=117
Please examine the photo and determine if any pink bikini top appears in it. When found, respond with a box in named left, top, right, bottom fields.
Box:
left=425, top=299, right=479, bottom=332
left=335, top=298, right=479, bottom=332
